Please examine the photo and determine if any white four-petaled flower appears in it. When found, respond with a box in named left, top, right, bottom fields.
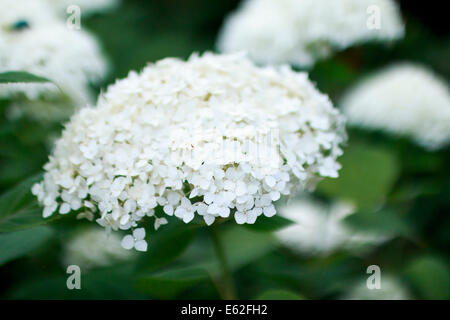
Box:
left=121, top=228, right=148, bottom=252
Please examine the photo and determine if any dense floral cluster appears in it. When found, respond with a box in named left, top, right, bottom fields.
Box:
left=0, top=0, right=107, bottom=119
left=341, top=63, right=450, bottom=150
left=32, top=52, right=346, bottom=251
left=276, top=198, right=388, bottom=255
left=218, top=0, right=404, bottom=67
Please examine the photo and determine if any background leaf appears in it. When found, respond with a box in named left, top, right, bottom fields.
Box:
left=221, top=226, right=277, bottom=270
left=8, top=265, right=145, bottom=299
left=343, top=209, right=414, bottom=239
left=137, top=266, right=210, bottom=299
left=0, top=174, right=61, bottom=232
left=318, top=143, right=399, bottom=210
left=0, top=226, right=54, bottom=266
left=136, top=221, right=198, bottom=272
left=136, top=225, right=277, bottom=299
left=404, top=255, right=450, bottom=300
left=244, top=215, right=294, bottom=233
left=0, top=71, right=52, bottom=84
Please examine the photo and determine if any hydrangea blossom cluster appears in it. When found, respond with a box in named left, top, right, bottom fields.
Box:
left=49, top=0, right=120, bottom=16
left=341, top=63, right=450, bottom=150
left=0, top=0, right=107, bottom=120
left=32, top=52, right=346, bottom=251
left=63, top=227, right=134, bottom=269
left=276, top=198, right=388, bottom=255
left=344, top=275, right=411, bottom=300
left=218, top=0, right=404, bottom=67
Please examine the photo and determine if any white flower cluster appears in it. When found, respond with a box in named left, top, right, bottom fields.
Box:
left=32, top=52, right=346, bottom=251
left=218, top=0, right=404, bottom=67
left=0, top=0, right=107, bottom=120
left=276, top=198, right=388, bottom=255
left=62, top=227, right=134, bottom=269
left=343, top=275, right=411, bottom=300
left=341, top=63, right=450, bottom=150
left=49, top=0, right=120, bottom=16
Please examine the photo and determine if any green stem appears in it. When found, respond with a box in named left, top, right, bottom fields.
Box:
left=210, top=224, right=236, bottom=300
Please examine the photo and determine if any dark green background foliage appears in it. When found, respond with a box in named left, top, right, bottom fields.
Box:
left=0, top=0, right=448, bottom=300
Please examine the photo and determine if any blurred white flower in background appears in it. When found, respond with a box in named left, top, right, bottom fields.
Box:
left=32, top=52, right=346, bottom=251
left=343, top=275, right=411, bottom=300
left=48, top=0, right=120, bottom=16
left=341, top=63, right=450, bottom=150
left=63, top=228, right=134, bottom=269
left=218, top=0, right=404, bottom=67
left=276, top=198, right=389, bottom=255
left=0, top=0, right=108, bottom=120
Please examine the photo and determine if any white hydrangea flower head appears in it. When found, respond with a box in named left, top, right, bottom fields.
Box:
left=276, top=198, right=388, bottom=255
left=62, top=227, right=134, bottom=269
left=32, top=52, right=346, bottom=252
left=344, top=275, right=411, bottom=300
left=48, top=0, right=120, bottom=16
left=218, top=0, right=404, bottom=67
left=0, top=0, right=108, bottom=120
left=341, top=63, right=450, bottom=150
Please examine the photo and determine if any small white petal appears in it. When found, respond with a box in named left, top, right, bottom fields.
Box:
left=263, top=205, right=276, bottom=217
left=135, top=240, right=148, bottom=252
left=120, top=214, right=130, bottom=225
left=59, top=203, right=71, bottom=214
left=234, top=211, right=246, bottom=224
left=133, top=227, right=146, bottom=240
left=121, top=235, right=134, bottom=250
left=154, top=217, right=168, bottom=230
left=163, top=204, right=174, bottom=216
left=174, top=207, right=186, bottom=218
left=269, top=191, right=281, bottom=201
left=183, top=211, right=195, bottom=223
left=189, top=188, right=199, bottom=198
left=204, top=192, right=215, bottom=204
left=31, top=184, right=41, bottom=196
left=235, top=181, right=247, bottom=196
left=264, top=176, right=277, bottom=188
left=43, top=204, right=57, bottom=218
left=203, top=214, right=215, bottom=226
left=218, top=206, right=230, bottom=218
left=246, top=210, right=258, bottom=224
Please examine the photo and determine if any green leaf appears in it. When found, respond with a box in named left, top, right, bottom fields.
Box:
left=405, top=255, right=450, bottom=300
left=137, top=266, right=210, bottom=299
left=244, top=215, right=294, bottom=233
left=222, top=226, right=277, bottom=270
left=136, top=226, right=277, bottom=299
left=318, top=143, right=399, bottom=210
left=0, top=206, right=61, bottom=233
left=0, top=174, right=61, bottom=232
left=137, top=221, right=197, bottom=272
left=194, top=225, right=277, bottom=273
left=179, top=225, right=277, bottom=274
left=0, top=226, right=54, bottom=266
left=0, top=174, right=41, bottom=216
left=0, top=71, right=52, bottom=84
left=255, top=289, right=304, bottom=300
left=343, top=209, right=414, bottom=239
